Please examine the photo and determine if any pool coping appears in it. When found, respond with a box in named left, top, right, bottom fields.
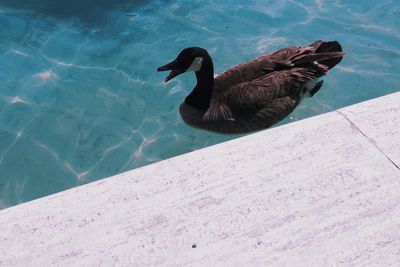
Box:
left=1, top=92, right=400, bottom=266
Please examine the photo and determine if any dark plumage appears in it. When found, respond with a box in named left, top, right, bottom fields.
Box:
left=157, top=40, right=345, bottom=134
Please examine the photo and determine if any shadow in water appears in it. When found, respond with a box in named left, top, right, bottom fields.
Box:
left=0, top=0, right=148, bottom=24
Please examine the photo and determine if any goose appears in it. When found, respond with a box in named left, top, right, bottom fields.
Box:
left=157, top=40, right=345, bottom=134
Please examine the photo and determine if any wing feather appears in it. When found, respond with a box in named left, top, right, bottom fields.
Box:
left=220, top=67, right=325, bottom=117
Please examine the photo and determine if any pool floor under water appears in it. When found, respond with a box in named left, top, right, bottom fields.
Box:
left=0, top=0, right=399, bottom=208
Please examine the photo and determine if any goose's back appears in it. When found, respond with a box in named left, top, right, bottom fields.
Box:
left=213, top=44, right=316, bottom=92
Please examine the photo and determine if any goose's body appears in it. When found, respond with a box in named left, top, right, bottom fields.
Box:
left=158, top=40, right=345, bottom=134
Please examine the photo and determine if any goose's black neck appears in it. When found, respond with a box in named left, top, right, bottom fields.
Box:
left=184, top=54, right=214, bottom=111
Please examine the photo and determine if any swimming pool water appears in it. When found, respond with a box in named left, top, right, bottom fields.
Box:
left=0, top=0, right=399, bottom=208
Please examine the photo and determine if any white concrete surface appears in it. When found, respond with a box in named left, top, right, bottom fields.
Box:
left=1, top=92, right=400, bottom=266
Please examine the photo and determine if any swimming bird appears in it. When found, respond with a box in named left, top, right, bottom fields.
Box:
left=157, top=40, right=345, bottom=134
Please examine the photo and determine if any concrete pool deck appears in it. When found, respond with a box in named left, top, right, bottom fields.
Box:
left=1, top=92, right=399, bottom=266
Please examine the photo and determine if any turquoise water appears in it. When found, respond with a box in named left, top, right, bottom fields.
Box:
left=0, top=0, right=399, bottom=208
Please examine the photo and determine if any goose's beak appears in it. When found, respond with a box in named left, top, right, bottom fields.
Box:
left=157, top=60, right=185, bottom=82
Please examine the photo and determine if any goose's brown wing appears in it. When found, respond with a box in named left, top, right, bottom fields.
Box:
left=225, top=67, right=326, bottom=117
left=213, top=45, right=315, bottom=89
left=238, top=96, right=298, bottom=132
left=213, top=58, right=293, bottom=90
left=213, top=41, right=343, bottom=92
left=203, top=67, right=323, bottom=122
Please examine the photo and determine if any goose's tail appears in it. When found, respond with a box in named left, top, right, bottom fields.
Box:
left=291, top=40, right=345, bottom=71
left=294, top=41, right=344, bottom=100
left=309, top=40, right=345, bottom=69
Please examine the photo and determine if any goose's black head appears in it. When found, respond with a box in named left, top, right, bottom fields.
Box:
left=157, top=47, right=210, bottom=82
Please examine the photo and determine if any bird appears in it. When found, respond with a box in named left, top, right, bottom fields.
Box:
left=157, top=40, right=345, bottom=134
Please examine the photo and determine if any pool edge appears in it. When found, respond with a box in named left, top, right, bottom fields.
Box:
left=1, top=91, right=400, bottom=265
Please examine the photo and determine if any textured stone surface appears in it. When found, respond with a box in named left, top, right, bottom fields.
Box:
left=0, top=92, right=399, bottom=266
